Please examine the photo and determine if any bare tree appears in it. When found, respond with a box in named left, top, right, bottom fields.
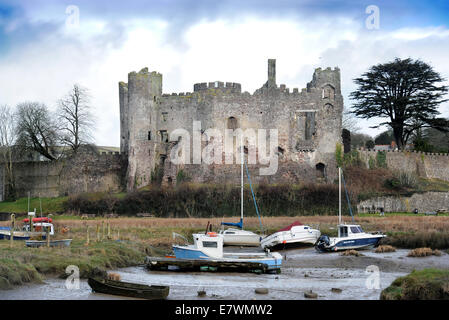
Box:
left=16, top=102, right=59, bottom=161
left=57, top=84, right=95, bottom=153
left=342, top=107, right=360, bottom=133
left=0, top=105, right=17, bottom=199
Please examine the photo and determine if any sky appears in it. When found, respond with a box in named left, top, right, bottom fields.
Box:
left=0, top=0, right=448, bottom=147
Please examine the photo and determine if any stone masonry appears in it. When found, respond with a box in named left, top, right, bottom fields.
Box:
left=119, top=59, right=344, bottom=190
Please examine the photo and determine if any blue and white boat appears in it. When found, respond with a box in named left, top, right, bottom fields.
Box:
left=315, top=224, right=385, bottom=252
left=173, top=232, right=282, bottom=271
left=315, top=168, right=386, bottom=252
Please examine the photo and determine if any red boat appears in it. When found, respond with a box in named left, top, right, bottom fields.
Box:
left=23, top=217, right=53, bottom=223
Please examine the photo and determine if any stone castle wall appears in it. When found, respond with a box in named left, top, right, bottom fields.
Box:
left=9, top=150, right=125, bottom=199
left=119, top=59, right=344, bottom=189
left=357, top=191, right=449, bottom=213
left=358, top=149, right=449, bottom=182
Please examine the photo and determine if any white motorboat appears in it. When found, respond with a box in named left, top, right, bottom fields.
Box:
left=315, top=168, right=386, bottom=252
left=220, top=227, right=262, bottom=246
left=315, top=224, right=385, bottom=252
left=172, top=231, right=282, bottom=271
left=260, top=221, right=321, bottom=250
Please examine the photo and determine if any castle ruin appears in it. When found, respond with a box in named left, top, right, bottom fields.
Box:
left=119, top=59, right=344, bottom=190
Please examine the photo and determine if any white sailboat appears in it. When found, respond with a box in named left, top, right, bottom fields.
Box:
left=218, top=136, right=262, bottom=246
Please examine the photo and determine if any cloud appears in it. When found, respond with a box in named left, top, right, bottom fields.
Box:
left=0, top=1, right=448, bottom=146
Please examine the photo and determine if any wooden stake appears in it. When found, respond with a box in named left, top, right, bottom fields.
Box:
left=102, top=221, right=105, bottom=240
left=96, top=225, right=100, bottom=242
left=46, top=226, right=50, bottom=248
left=107, top=221, right=111, bottom=239
left=10, top=214, right=15, bottom=248
left=86, top=226, right=90, bottom=245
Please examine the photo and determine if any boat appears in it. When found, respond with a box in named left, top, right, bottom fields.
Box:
left=218, top=138, right=263, bottom=246
left=25, top=239, right=72, bottom=248
left=260, top=221, right=321, bottom=250
left=315, top=168, right=386, bottom=252
left=172, top=229, right=282, bottom=272
left=87, top=277, right=169, bottom=300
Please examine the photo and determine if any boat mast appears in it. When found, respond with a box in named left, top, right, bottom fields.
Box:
left=240, top=134, right=244, bottom=225
left=338, top=167, right=342, bottom=225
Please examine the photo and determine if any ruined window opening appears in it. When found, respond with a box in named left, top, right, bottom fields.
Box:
left=148, top=131, right=151, bottom=140
left=322, top=84, right=335, bottom=100
left=167, top=177, right=173, bottom=185
left=277, top=147, right=285, bottom=155
left=227, top=117, right=238, bottom=130
left=153, top=96, right=156, bottom=102
left=162, top=112, right=168, bottom=122
left=160, top=130, right=168, bottom=143
left=316, top=163, right=326, bottom=179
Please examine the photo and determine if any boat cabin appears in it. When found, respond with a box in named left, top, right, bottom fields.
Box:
left=337, top=224, right=364, bottom=238
left=192, top=232, right=224, bottom=259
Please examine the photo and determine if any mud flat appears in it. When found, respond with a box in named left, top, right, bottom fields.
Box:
left=1, top=247, right=446, bottom=300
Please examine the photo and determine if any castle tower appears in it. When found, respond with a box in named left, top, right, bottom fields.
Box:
left=268, top=59, right=276, bottom=88
left=125, top=67, right=162, bottom=190
left=119, top=82, right=129, bottom=154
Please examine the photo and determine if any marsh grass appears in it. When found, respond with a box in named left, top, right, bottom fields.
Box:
left=407, top=247, right=442, bottom=257
left=381, top=269, right=449, bottom=300
left=375, top=245, right=396, bottom=253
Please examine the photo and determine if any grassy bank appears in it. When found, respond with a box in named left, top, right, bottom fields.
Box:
left=0, top=239, right=147, bottom=290
left=381, top=269, right=449, bottom=300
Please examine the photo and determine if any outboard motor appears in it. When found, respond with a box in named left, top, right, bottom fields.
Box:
left=315, top=235, right=330, bottom=252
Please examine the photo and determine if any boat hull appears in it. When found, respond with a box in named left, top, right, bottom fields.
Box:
left=0, top=231, right=47, bottom=241
left=222, top=234, right=261, bottom=246
left=172, top=245, right=282, bottom=271
left=315, top=235, right=384, bottom=252
left=25, top=239, right=72, bottom=248
left=261, top=232, right=320, bottom=250
left=88, top=277, right=169, bottom=300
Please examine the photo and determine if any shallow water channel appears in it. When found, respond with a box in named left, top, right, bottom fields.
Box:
left=1, top=248, right=447, bottom=300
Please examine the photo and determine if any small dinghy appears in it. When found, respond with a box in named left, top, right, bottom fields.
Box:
left=25, top=239, right=72, bottom=248
left=87, top=277, right=169, bottom=300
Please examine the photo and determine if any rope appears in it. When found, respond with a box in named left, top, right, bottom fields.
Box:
left=341, top=169, right=355, bottom=223
left=244, top=159, right=264, bottom=233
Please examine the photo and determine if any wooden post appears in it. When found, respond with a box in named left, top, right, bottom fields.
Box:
left=102, top=220, right=105, bottom=240
left=107, top=221, right=111, bottom=239
left=96, top=224, right=100, bottom=242
left=46, top=226, right=50, bottom=248
left=86, top=226, right=90, bottom=245
left=10, top=214, right=15, bottom=247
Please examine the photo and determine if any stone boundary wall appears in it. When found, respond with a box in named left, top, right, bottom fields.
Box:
left=357, top=149, right=449, bottom=182
left=9, top=151, right=126, bottom=199
left=357, top=191, right=449, bottom=213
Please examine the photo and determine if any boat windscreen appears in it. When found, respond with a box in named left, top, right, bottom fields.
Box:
left=350, top=226, right=360, bottom=233
left=358, top=226, right=364, bottom=233
left=202, top=241, right=218, bottom=248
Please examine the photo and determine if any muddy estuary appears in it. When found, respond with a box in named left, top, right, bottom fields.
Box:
left=1, top=248, right=447, bottom=300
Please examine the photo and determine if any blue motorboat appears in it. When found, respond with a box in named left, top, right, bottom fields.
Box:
left=315, top=224, right=385, bottom=252
left=173, top=232, right=282, bottom=271
left=315, top=167, right=386, bottom=252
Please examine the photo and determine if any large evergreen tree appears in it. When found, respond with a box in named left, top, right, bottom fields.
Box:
left=350, top=58, right=449, bottom=149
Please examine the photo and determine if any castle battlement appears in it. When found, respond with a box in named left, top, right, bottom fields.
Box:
left=193, top=81, right=242, bottom=93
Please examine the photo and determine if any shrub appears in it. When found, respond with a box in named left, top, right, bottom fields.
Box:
left=407, top=247, right=441, bottom=257
left=375, top=245, right=396, bottom=253
left=340, top=249, right=363, bottom=256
